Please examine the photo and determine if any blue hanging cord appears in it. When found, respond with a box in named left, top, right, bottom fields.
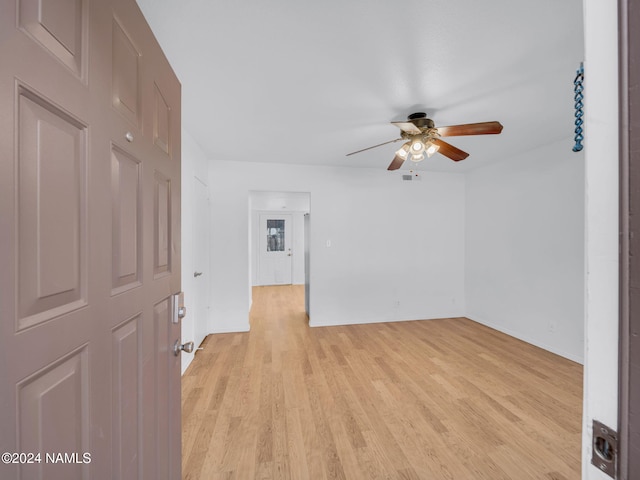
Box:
left=573, top=62, right=584, bottom=152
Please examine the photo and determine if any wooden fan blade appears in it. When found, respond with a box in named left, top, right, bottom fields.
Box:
left=390, top=121, right=422, bottom=134
left=346, top=138, right=403, bottom=156
left=432, top=138, right=469, bottom=162
left=387, top=154, right=406, bottom=170
left=436, top=121, right=503, bottom=137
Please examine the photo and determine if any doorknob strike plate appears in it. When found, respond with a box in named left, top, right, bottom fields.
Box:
left=591, top=420, right=617, bottom=478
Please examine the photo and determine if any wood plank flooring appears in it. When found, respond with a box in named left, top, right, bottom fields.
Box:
left=182, top=285, right=583, bottom=479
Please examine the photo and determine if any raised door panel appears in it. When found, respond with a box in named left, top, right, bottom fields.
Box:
left=153, top=171, right=171, bottom=278
left=17, top=86, right=87, bottom=330
left=17, top=347, right=90, bottom=479
left=18, top=0, right=87, bottom=79
left=111, top=146, right=142, bottom=294
left=153, top=83, right=170, bottom=156
left=153, top=298, right=171, bottom=478
left=112, top=316, right=141, bottom=480
left=112, top=18, right=140, bottom=127
left=140, top=305, right=157, bottom=480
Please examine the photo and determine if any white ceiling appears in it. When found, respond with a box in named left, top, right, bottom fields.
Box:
left=136, top=0, right=584, bottom=172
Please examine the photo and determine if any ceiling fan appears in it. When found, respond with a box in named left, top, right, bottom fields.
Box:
left=346, top=112, right=503, bottom=170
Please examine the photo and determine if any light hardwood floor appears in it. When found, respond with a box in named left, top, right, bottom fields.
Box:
left=182, top=285, right=583, bottom=479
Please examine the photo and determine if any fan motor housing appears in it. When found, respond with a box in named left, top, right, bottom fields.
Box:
left=408, top=112, right=434, bottom=129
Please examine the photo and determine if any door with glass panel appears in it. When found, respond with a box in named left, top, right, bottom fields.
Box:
left=258, top=214, right=293, bottom=285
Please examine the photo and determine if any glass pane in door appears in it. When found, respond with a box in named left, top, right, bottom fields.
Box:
left=266, top=219, right=285, bottom=252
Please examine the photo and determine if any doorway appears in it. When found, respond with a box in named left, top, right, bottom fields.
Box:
left=249, top=191, right=310, bottom=307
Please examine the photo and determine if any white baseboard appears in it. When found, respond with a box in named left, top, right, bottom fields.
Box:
left=465, top=313, right=584, bottom=364
left=309, top=311, right=465, bottom=328
left=210, top=324, right=250, bottom=334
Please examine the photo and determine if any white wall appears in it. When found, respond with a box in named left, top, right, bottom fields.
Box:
left=180, top=129, right=210, bottom=374
left=250, top=191, right=311, bottom=211
left=465, top=139, right=585, bottom=363
left=291, top=211, right=305, bottom=285
left=582, top=0, right=619, bottom=478
left=208, top=160, right=466, bottom=332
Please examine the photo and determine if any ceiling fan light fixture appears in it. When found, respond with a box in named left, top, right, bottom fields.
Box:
left=395, top=143, right=410, bottom=159
left=411, top=140, right=425, bottom=154
left=425, top=141, right=440, bottom=158
left=410, top=153, right=425, bottom=162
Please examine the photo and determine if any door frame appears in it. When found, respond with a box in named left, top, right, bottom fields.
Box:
left=618, top=0, right=636, bottom=475
left=247, top=191, right=311, bottom=311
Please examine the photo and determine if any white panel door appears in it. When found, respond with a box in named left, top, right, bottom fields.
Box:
left=258, top=214, right=293, bottom=285
left=192, top=177, right=210, bottom=351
